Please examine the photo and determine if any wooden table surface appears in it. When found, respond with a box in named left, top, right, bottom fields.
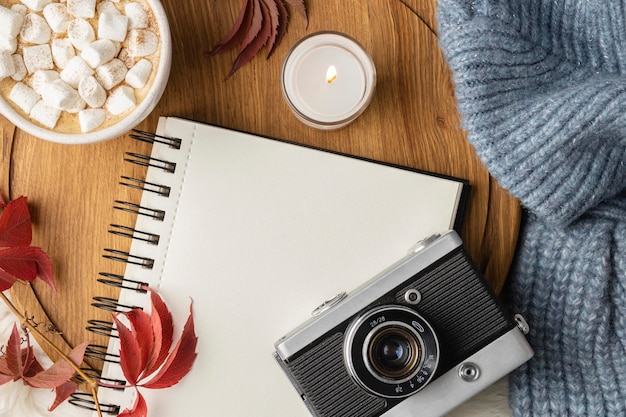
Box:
left=1, top=0, right=520, bottom=373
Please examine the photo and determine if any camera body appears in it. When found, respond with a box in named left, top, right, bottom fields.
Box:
left=274, top=231, right=533, bottom=417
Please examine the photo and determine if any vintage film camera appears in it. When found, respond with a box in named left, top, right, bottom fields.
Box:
left=274, top=231, right=533, bottom=417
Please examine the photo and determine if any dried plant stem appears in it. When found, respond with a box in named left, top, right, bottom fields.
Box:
left=0, top=291, right=103, bottom=417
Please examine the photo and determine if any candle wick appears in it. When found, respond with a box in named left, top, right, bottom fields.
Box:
left=326, top=65, right=337, bottom=83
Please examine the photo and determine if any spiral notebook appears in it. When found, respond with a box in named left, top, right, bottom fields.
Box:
left=86, top=116, right=469, bottom=416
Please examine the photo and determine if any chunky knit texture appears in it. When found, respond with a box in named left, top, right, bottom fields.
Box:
left=436, top=1, right=626, bottom=416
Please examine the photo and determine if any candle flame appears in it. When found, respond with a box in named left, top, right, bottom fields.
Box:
left=326, top=65, right=337, bottom=83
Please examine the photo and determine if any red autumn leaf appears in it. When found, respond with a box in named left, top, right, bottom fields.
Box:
left=0, top=325, right=85, bottom=410
left=268, top=0, right=288, bottom=58
left=25, top=341, right=90, bottom=388
left=262, top=0, right=280, bottom=57
left=207, top=0, right=254, bottom=56
left=0, top=246, right=55, bottom=292
left=143, top=288, right=173, bottom=377
left=0, top=192, right=55, bottom=292
left=49, top=381, right=78, bottom=411
left=210, top=0, right=308, bottom=78
left=239, top=0, right=264, bottom=52
left=112, top=289, right=197, bottom=417
left=142, top=304, right=197, bottom=389
left=112, top=313, right=144, bottom=385
left=227, top=0, right=272, bottom=79
left=0, top=196, right=32, bottom=247
left=118, top=389, right=148, bottom=417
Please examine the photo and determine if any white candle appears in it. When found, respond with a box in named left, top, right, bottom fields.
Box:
left=281, top=32, right=376, bottom=130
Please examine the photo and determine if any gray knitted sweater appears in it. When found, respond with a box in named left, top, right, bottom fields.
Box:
left=436, top=1, right=626, bottom=416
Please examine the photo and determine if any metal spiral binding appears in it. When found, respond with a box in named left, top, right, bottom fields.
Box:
left=84, top=344, right=121, bottom=364
left=130, top=128, right=182, bottom=149
left=69, top=392, right=120, bottom=415
left=119, top=175, right=172, bottom=197
left=113, top=200, right=166, bottom=221
left=86, top=319, right=118, bottom=338
left=77, top=129, right=181, bottom=413
left=74, top=367, right=126, bottom=387
left=92, top=296, right=143, bottom=312
left=125, top=152, right=176, bottom=173
left=98, top=272, right=148, bottom=292
left=102, top=248, right=155, bottom=269
left=109, top=224, right=159, bottom=245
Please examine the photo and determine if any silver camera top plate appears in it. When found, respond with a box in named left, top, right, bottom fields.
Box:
left=274, top=231, right=463, bottom=361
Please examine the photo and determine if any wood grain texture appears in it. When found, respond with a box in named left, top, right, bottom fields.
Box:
left=3, top=0, right=520, bottom=371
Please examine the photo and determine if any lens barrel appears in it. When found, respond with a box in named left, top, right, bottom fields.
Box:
left=344, top=305, right=439, bottom=398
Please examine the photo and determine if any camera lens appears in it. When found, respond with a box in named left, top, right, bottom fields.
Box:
left=369, top=327, right=420, bottom=379
left=343, top=305, right=439, bottom=398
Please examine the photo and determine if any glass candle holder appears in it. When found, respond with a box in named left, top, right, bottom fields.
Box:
left=281, top=32, right=377, bottom=130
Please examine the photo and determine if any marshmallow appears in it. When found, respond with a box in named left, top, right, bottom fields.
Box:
left=97, top=1, right=120, bottom=15
left=95, top=58, right=126, bottom=89
left=0, top=6, right=24, bottom=39
left=81, top=39, right=116, bottom=68
left=128, top=29, right=158, bottom=57
left=0, top=51, right=15, bottom=79
left=9, top=82, right=40, bottom=113
left=43, top=3, right=71, bottom=33
left=20, top=13, right=51, bottom=44
left=66, top=0, right=95, bottom=18
left=51, top=38, right=75, bottom=69
left=117, top=47, right=133, bottom=68
left=0, top=37, right=17, bottom=54
left=60, top=55, right=93, bottom=87
left=105, top=85, right=135, bottom=115
left=125, top=2, right=148, bottom=29
left=40, top=78, right=79, bottom=110
left=19, top=0, right=52, bottom=12
left=30, top=69, right=59, bottom=94
left=10, top=4, right=28, bottom=16
left=78, top=108, right=105, bottom=132
left=22, top=44, right=53, bottom=73
left=29, top=99, right=60, bottom=128
left=10, top=54, right=27, bottom=81
left=125, top=58, right=151, bottom=88
left=98, top=12, right=128, bottom=42
left=67, top=18, right=94, bottom=50
left=78, top=75, right=105, bottom=107
left=65, top=96, right=86, bottom=113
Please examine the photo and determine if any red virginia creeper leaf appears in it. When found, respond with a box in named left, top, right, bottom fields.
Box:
left=239, top=0, right=264, bottom=52
left=0, top=247, right=37, bottom=282
left=125, top=309, right=155, bottom=380
left=142, top=303, right=197, bottom=389
left=0, top=246, right=55, bottom=292
left=49, top=381, right=78, bottom=411
left=24, top=341, right=89, bottom=388
left=262, top=0, right=280, bottom=57
left=284, top=0, right=307, bottom=25
left=113, top=314, right=144, bottom=385
left=0, top=196, right=32, bottom=247
left=269, top=0, right=289, bottom=58
left=4, top=324, right=24, bottom=376
left=211, top=0, right=308, bottom=78
left=118, top=388, right=148, bottom=417
left=1, top=325, right=44, bottom=384
left=142, top=288, right=173, bottom=377
left=227, top=0, right=272, bottom=79
left=0, top=373, right=12, bottom=385
left=207, top=0, right=254, bottom=56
